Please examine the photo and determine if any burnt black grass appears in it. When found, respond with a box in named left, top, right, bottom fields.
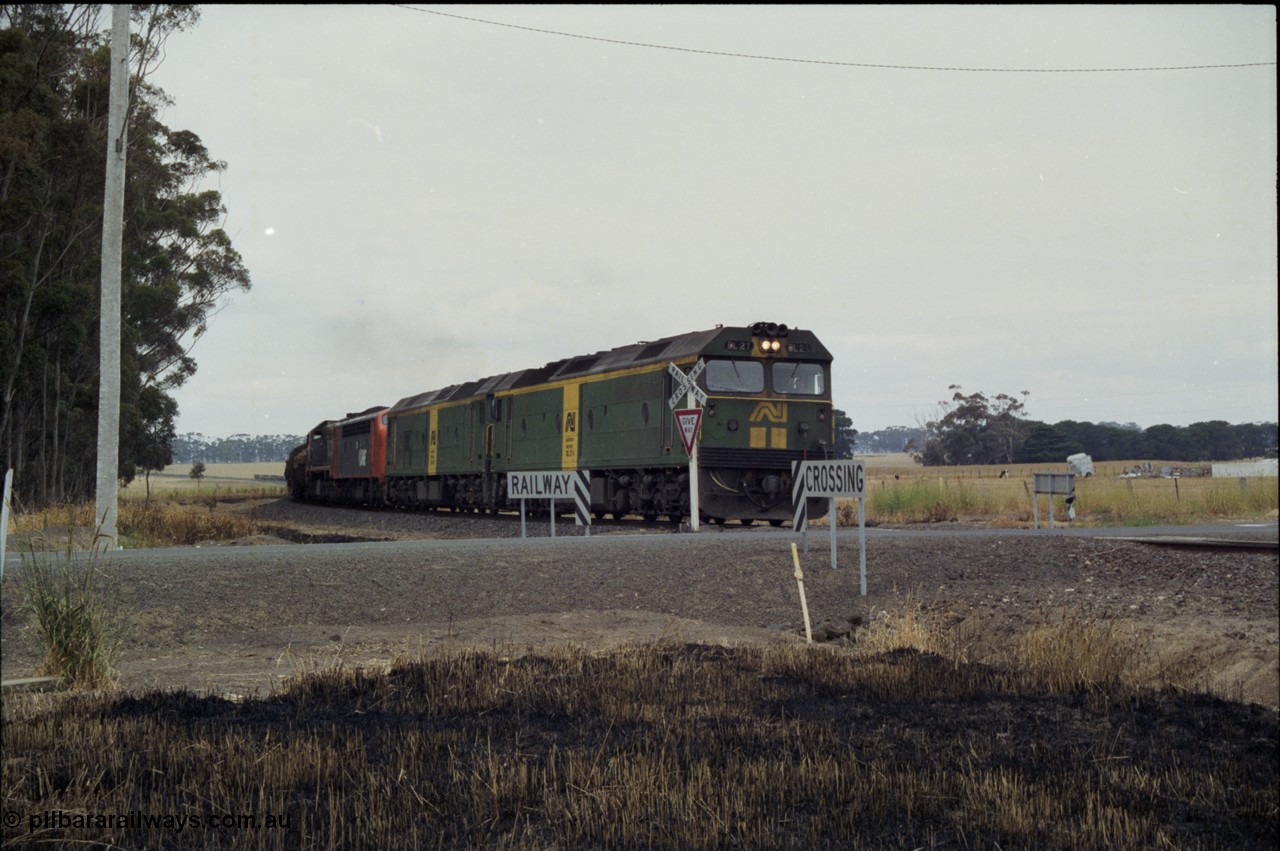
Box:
left=3, top=644, right=1276, bottom=850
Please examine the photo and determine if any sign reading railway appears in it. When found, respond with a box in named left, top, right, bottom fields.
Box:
left=508, top=471, right=579, bottom=498
left=507, top=471, right=591, bottom=538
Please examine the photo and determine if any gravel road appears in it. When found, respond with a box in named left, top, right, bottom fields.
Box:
left=2, top=499, right=1276, bottom=708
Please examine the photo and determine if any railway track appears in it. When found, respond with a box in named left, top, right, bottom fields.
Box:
left=263, top=499, right=1277, bottom=552
left=1105, top=534, right=1278, bottom=553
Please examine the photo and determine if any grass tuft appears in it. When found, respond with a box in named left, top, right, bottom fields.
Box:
left=14, top=535, right=121, bottom=690
left=1013, top=610, right=1141, bottom=694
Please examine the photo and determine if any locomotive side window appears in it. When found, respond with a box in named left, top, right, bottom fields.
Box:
left=704, top=359, right=764, bottom=394
left=772, top=362, right=825, bottom=396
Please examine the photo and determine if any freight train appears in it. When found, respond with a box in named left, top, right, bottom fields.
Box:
left=285, top=322, right=834, bottom=525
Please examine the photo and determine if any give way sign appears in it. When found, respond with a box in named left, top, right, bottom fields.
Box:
left=674, top=408, right=703, bottom=456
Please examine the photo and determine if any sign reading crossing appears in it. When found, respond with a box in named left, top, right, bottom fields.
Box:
left=674, top=408, right=703, bottom=456
left=797, top=460, right=866, bottom=499
left=792, top=459, right=869, bottom=591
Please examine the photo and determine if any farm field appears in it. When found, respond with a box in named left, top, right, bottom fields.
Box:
left=850, top=455, right=1278, bottom=527
left=122, top=461, right=287, bottom=497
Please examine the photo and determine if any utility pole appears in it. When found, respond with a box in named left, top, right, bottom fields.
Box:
left=94, top=5, right=130, bottom=549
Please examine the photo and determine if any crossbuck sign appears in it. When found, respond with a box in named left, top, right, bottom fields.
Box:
left=792, top=459, right=869, bottom=594
left=668, top=359, right=707, bottom=531
left=667, top=359, right=707, bottom=410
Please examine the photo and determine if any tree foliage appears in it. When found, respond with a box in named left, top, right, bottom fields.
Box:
left=171, top=433, right=304, bottom=464
left=907, top=384, right=1276, bottom=465
left=831, top=408, right=857, bottom=459
left=1, top=5, right=250, bottom=506
left=1017, top=419, right=1277, bottom=463
left=914, top=386, right=1031, bottom=466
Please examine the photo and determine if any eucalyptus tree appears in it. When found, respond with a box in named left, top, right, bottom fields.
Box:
left=1, top=5, right=250, bottom=505
left=915, top=386, right=1031, bottom=466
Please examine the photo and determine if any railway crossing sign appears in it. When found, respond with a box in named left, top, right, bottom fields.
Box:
left=508, top=470, right=591, bottom=538
left=667, top=359, right=707, bottom=531
left=667, top=359, right=707, bottom=410
left=674, top=408, right=703, bottom=456
left=792, top=459, right=868, bottom=593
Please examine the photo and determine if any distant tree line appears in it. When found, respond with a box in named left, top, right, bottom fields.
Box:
left=1, top=7, right=249, bottom=507
left=1017, top=419, right=1277, bottom=464
left=172, top=434, right=303, bottom=465
left=855, top=425, right=928, bottom=455
left=903, top=387, right=1278, bottom=466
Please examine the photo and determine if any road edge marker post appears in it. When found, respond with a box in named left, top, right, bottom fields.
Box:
left=791, top=542, right=813, bottom=645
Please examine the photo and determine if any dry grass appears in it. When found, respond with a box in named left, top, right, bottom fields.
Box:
left=1013, top=610, right=1142, bottom=694
left=12, top=545, right=121, bottom=689
left=3, top=611, right=1275, bottom=850
left=842, top=460, right=1278, bottom=526
left=8, top=500, right=261, bottom=549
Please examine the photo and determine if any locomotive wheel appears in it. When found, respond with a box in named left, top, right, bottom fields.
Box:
left=740, top=518, right=755, bottom=526
left=769, top=518, right=785, bottom=527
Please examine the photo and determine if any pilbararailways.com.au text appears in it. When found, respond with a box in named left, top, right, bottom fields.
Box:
left=13, top=809, right=291, bottom=832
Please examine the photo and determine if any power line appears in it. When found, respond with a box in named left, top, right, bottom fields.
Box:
left=393, top=6, right=1276, bottom=73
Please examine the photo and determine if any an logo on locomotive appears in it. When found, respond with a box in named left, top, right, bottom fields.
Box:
left=748, top=402, right=789, bottom=423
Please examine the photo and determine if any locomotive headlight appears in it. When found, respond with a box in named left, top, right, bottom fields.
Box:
left=818, top=407, right=827, bottom=421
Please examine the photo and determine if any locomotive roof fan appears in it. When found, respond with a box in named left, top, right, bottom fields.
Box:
left=751, top=321, right=789, bottom=352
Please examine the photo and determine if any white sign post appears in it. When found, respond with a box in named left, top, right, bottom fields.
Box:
left=667, top=360, right=707, bottom=531
left=792, top=460, right=868, bottom=593
left=508, top=471, right=591, bottom=538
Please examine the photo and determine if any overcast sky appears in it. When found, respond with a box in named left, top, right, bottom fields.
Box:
left=148, top=4, right=1278, bottom=438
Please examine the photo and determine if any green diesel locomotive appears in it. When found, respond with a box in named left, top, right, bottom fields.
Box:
left=286, top=322, right=835, bottom=524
